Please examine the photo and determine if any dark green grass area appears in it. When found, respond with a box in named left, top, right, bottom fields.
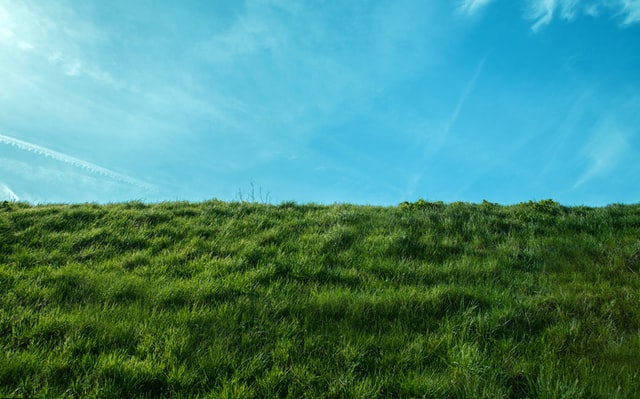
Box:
left=1, top=199, right=639, bottom=398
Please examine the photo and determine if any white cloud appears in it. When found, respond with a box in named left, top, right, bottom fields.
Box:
left=527, top=0, right=640, bottom=30
left=0, top=1, right=127, bottom=91
left=458, top=0, right=496, bottom=15
left=462, top=0, right=640, bottom=29
left=559, top=0, right=580, bottom=20
left=0, top=26, right=13, bottom=40
left=584, top=4, right=600, bottom=17
left=17, top=40, right=34, bottom=51
left=620, top=0, right=640, bottom=25
left=62, top=58, right=82, bottom=76
left=0, top=4, right=12, bottom=41
left=528, top=0, right=557, bottom=31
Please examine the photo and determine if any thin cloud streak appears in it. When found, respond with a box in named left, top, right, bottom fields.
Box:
left=0, top=132, right=155, bottom=191
left=458, top=0, right=496, bottom=15
left=572, top=126, right=628, bottom=189
left=0, top=182, right=19, bottom=201
left=444, top=56, right=487, bottom=138
left=407, top=56, right=487, bottom=197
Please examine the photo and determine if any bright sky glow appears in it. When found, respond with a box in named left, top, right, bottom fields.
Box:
left=1, top=0, right=639, bottom=205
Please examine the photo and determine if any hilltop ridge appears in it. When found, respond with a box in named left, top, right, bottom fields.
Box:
left=1, top=199, right=639, bottom=397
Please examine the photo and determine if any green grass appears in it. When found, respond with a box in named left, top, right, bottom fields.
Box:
left=1, top=198, right=639, bottom=398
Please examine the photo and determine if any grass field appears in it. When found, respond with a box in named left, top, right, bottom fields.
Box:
left=1, top=199, right=639, bottom=398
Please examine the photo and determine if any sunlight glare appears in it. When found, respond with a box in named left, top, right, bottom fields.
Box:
left=0, top=5, right=15, bottom=41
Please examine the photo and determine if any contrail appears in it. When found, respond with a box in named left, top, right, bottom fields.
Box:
left=406, top=56, right=488, bottom=197
left=443, top=55, right=487, bottom=139
left=0, top=131, right=155, bottom=191
left=0, top=182, right=19, bottom=201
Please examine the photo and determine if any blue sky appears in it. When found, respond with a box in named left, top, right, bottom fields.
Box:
left=1, top=0, right=639, bottom=205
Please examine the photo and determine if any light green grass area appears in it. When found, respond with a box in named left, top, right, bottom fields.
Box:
left=1, top=199, right=639, bottom=398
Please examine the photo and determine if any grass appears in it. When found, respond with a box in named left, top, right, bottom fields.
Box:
left=0, top=198, right=639, bottom=398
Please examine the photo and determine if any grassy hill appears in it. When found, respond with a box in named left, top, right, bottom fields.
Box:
left=1, top=199, right=639, bottom=398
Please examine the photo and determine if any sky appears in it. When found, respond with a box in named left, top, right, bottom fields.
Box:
left=1, top=0, right=639, bottom=206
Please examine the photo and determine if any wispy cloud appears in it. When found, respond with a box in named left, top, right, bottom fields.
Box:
left=529, top=0, right=640, bottom=30
left=0, top=132, right=155, bottom=191
left=526, top=0, right=604, bottom=31
left=572, top=123, right=629, bottom=189
left=461, top=0, right=640, bottom=30
left=0, top=1, right=127, bottom=90
left=189, top=0, right=446, bottom=157
left=458, top=0, right=496, bottom=16
left=528, top=0, right=557, bottom=32
left=620, top=0, right=640, bottom=25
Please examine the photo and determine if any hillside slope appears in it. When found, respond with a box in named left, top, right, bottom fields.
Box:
left=1, top=199, right=639, bottom=398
